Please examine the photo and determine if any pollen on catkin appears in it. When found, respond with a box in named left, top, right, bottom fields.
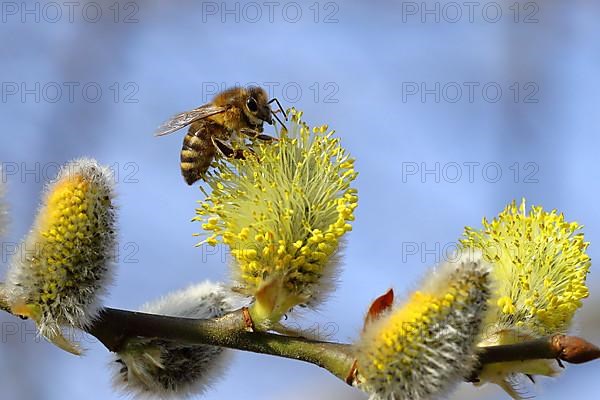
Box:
left=459, top=200, right=591, bottom=398
left=112, top=281, right=243, bottom=399
left=4, top=158, right=116, bottom=355
left=356, top=252, right=492, bottom=400
left=194, top=108, right=358, bottom=326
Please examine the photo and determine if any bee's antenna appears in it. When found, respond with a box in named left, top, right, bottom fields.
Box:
left=268, top=98, right=288, bottom=121
left=271, top=111, right=287, bottom=131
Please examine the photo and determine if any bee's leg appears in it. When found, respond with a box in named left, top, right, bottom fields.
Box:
left=239, top=128, right=278, bottom=142
left=212, top=137, right=246, bottom=159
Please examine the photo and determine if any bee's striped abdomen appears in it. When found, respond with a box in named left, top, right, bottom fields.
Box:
left=180, top=120, right=222, bottom=185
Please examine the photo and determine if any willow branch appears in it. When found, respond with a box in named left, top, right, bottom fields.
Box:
left=477, top=334, right=600, bottom=365
left=90, top=307, right=355, bottom=381
left=1, top=287, right=598, bottom=385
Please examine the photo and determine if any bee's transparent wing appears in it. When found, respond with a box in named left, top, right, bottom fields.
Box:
left=155, top=104, right=228, bottom=136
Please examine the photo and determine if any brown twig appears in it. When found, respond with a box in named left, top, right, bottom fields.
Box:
left=477, top=334, right=600, bottom=366
left=1, top=287, right=598, bottom=385
left=86, top=307, right=600, bottom=385
left=92, top=306, right=356, bottom=381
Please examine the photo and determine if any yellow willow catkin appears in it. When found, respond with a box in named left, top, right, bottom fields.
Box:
left=356, top=252, right=492, bottom=400
left=194, top=109, right=358, bottom=326
left=5, top=158, right=116, bottom=354
left=460, top=199, right=591, bottom=399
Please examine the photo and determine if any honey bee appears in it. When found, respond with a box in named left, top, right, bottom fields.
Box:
left=156, top=86, right=287, bottom=185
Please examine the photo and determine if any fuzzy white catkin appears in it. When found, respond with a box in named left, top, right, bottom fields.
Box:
left=357, top=251, right=492, bottom=400
left=4, top=158, right=116, bottom=354
left=112, top=281, right=244, bottom=399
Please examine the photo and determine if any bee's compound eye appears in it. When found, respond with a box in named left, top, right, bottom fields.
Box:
left=246, top=97, right=258, bottom=113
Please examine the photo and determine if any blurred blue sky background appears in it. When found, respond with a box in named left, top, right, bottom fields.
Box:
left=1, top=0, right=599, bottom=399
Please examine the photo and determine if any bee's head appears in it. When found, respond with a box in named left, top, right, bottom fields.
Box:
left=244, top=87, right=273, bottom=130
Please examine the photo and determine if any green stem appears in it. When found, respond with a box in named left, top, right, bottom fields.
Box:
left=90, top=307, right=355, bottom=381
